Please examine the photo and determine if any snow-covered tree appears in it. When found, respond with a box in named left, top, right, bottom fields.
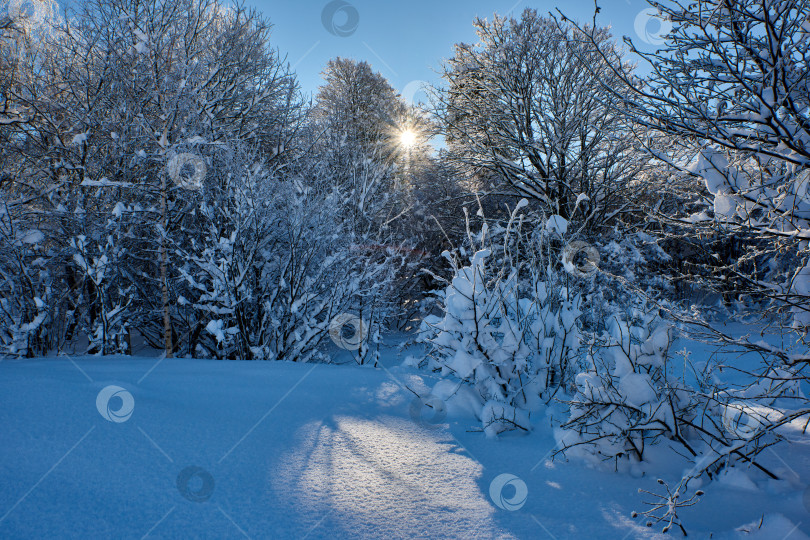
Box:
left=570, top=0, right=810, bottom=344
left=0, top=0, right=304, bottom=356
left=434, top=9, right=649, bottom=228
left=308, top=58, right=439, bottom=329
left=0, top=1, right=64, bottom=357
left=177, top=145, right=408, bottom=362
left=559, top=1, right=810, bottom=529
left=309, top=58, right=434, bottom=237
left=312, top=58, right=406, bottom=158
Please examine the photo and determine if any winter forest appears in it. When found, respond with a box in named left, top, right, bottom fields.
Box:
left=1, top=0, right=810, bottom=538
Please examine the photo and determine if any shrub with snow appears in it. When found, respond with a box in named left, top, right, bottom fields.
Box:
left=178, top=151, right=408, bottom=363
left=70, top=210, right=133, bottom=355
left=419, top=204, right=586, bottom=436
left=555, top=307, right=693, bottom=465
left=0, top=203, right=53, bottom=357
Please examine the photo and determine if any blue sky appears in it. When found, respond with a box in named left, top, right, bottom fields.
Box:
left=252, top=0, right=667, bottom=101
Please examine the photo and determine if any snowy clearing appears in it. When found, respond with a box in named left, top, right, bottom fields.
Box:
left=1, top=352, right=808, bottom=539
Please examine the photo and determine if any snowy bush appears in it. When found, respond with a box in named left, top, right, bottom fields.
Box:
left=0, top=199, right=56, bottom=357
left=177, top=148, right=408, bottom=362
left=556, top=307, right=695, bottom=466
left=70, top=210, right=134, bottom=355
left=419, top=204, right=587, bottom=435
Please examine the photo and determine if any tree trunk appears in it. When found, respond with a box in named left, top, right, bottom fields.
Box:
left=160, top=172, right=173, bottom=357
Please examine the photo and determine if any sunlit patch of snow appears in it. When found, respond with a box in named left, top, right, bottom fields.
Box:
left=274, top=416, right=512, bottom=539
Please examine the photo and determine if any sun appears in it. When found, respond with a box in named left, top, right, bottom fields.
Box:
left=400, top=129, right=417, bottom=148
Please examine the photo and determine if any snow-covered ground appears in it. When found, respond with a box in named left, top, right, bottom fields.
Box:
left=1, top=347, right=809, bottom=539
